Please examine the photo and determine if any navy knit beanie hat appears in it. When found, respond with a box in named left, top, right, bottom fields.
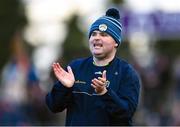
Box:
left=89, top=8, right=122, bottom=45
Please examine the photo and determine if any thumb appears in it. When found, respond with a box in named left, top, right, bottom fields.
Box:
left=67, top=66, right=74, bottom=75
left=102, top=70, right=106, bottom=79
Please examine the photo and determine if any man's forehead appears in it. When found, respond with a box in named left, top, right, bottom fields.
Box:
left=92, top=30, right=106, bottom=34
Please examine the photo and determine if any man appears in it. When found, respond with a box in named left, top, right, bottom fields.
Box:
left=46, top=8, right=140, bottom=126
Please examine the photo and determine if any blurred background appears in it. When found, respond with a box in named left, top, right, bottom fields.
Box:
left=0, top=0, right=180, bottom=125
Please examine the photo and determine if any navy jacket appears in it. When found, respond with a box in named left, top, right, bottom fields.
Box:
left=46, top=56, right=140, bottom=126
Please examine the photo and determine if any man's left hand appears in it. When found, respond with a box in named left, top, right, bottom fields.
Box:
left=91, top=70, right=107, bottom=95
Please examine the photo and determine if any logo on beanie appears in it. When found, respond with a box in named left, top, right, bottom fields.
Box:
left=99, top=24, right=107, bottom=31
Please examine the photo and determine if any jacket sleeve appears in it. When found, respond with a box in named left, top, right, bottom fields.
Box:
left=100, top=64, right=140, bottom=122
left=46, top=81, right=73, bottom=113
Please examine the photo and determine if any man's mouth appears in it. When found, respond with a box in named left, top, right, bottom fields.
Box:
left=93, top=43, right=103, bottom=48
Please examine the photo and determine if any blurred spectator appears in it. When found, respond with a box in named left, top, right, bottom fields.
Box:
left=132, top=52, right=173, bottom=125
left=0, top=31, right=55, bottom=125
left=0, top=31, right=33, bottom=125
left=171, top=56, right=180, bottom=125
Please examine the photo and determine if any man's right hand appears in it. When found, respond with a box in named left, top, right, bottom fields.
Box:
left=52, top=63, right=75, bottom=88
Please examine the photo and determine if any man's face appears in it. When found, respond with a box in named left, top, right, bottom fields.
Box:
left=89, top=30, right=118, bottom=59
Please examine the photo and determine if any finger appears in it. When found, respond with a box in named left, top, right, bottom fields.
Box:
left=102, top=70, right=106, bottom=79
left=91, top=83, right=97, bottom=89
left=52, top=63, right=57, bottom=69
left=56, top=63, right=68, bottom=76
left=92, top=78, right=104, bottom=86
left=98, top=77, right=106, bottom=83
left=52, top=63, right=60, bottom=71
left=54, top=63, right=70, bottom=74
left=57, top=63, right=64, bottom=72
left=91, top=83, right=103, bottom=93
left=53, top=65, right=62, bottom=76
left=52, top=63, right=64, bottom=77
left=52, top=63, right=58, bottom=72
left=67, top=66, right=74, bottom=75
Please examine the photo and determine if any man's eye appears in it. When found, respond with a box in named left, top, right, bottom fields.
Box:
left=91, top=32, right=97, bottom=36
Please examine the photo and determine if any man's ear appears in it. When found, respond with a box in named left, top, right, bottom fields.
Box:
left=115, top=43, right=118, bottom=48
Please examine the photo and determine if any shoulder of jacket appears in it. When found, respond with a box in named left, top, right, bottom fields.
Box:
left=116, top=57, right=137, bottom=74
left=70, top=57, right=91, bottom=65
left=68, top=57, right=92, bottom=70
